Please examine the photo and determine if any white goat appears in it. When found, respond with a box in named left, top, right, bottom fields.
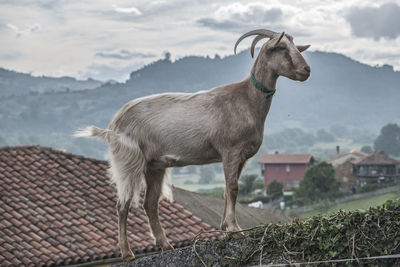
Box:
left=75, top=29, right=310, bottom=261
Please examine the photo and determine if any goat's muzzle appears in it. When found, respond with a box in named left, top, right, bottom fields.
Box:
left=296, top=65, right=311, bottom=81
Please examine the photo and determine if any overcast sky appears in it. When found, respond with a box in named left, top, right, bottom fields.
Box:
left=1, top=0, right=400, bottom=81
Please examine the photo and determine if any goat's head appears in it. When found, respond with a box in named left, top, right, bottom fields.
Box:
left=235, top=29, right=311, bottom=81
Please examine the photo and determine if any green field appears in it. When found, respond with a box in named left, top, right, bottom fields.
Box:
left=171, top=172, right=226, bottom=191
left=296, top=191, right=400, bottom=218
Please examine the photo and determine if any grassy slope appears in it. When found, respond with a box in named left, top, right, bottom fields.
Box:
left=296, top=191, right=400, bottom=218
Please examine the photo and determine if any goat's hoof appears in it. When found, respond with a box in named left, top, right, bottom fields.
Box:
left=229, top=231, right=245, bottom=239
left=161, top=243, right=174, bottom=251
left=122, top=253, right=135, bottom=262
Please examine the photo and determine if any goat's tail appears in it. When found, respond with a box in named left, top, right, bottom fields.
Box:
left=73, top=126, right=114, bottom=142
left=108, top=137, right=147, bottom=208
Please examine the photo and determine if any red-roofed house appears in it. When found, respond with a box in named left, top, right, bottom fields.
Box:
left=258, top=153, right=315, bottom=189
left=0, top=146, right=218, bottom=266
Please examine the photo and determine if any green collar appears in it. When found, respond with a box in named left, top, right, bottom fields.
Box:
left=251, top=73, right=276, bottom=100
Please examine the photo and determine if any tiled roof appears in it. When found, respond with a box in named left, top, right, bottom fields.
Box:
left=0, top=146, right=218, bottom=267
left=258, top=154, right=314, bottom=164
left=354, top=152, right=400, bottom=165
left=327, top=150, right=368, bottom=167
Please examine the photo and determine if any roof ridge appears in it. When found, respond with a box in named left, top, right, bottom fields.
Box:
left=327, top=150, right=368, bottom=162
left=260, top=153, right=312, bottom=155
left=258, top=153, right=314, bottom=164
left=0, top=144, right=108, bottom=164
left=355, top=152, right=400, bottom=165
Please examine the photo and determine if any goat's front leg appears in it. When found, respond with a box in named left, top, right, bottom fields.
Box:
left=144, top=168, right=174, bottom=251
left=117, top=199, right=135, bottom=262
left=221, top=154, right=246, bottom=237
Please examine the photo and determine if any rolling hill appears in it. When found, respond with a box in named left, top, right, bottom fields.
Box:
left=0, top=50, right=398, bottom=159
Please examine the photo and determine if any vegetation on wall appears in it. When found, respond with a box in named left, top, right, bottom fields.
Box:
left=195, top=199, right=400, bottom=266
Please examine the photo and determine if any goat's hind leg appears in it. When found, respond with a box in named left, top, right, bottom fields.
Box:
left=144, top=168, right=174, bottom=251
left=117, top=199, right=135, bottom=261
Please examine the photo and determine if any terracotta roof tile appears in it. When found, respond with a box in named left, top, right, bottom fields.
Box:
left=0, top=145, right=219, bottom=266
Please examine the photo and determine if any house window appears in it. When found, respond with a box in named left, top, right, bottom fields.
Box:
left=293, top=179, right=299, bottom=187
left=286, top=164, right=290, bottom=173
left=286, top=179, right=291, bottom=187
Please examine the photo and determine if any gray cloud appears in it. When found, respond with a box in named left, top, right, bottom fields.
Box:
left=197, top=4, right=283, bottom=32
left=95, top=49, right=156, bottom=60
left=345, top=3, right=400, bottom=40
left=197, top=18, right=242, bottom=31
left=0, top=52, right=21, bottom=60
left=5, top=23, right=40, bottom=37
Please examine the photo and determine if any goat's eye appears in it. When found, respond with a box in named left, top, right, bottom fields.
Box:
left=273, top=46, right=286, bottom=52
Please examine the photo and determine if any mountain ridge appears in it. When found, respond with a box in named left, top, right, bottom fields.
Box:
left=0, top=67, right=103, bottom=97
left=0, top=50, right=398, bottom=158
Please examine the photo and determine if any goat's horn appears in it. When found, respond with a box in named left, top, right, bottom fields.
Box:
left=250, top=35, right=267, bottom=58
left=274, top=32, right=285, bottom=47
left=234, top=29, right=276, bottom=54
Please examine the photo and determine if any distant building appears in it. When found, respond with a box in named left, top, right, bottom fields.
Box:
left=327, top=150, right=368, bottom=190
left=327, top=150, right=368, bottom=167
left=258, top=153, right=314, bottom=190
left=353, top=153, right=400, bottom=187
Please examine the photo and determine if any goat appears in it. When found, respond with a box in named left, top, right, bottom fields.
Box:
left=74, top=29, right=311, bottom=261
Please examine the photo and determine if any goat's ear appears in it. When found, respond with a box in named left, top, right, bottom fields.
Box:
left=297, top=45, right=310, bottom=53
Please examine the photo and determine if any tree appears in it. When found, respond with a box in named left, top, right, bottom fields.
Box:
left=163, top=51, right=171, bottom=61
left=374, top=123, right=400, bottom=157
left=266, top=180, right=283, bottom=197
left=295, top=162, right=339, bottom=204
left=239, top=174, right=257, bottom=196
left=252, top=179, right=265, bottom=191
left=198, top=165, right=215, bottom=184
left=361, top=145, right=373, bottom=154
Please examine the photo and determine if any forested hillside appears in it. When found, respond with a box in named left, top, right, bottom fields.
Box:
left=0, top=50, right=399, bottom=159
left=0, top=68, right=102, bottom=97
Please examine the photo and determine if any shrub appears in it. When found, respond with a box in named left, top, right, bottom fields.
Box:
left=295, top=161, right=339, bottom=204
left=238, top=174, right=257, bottom=196
left=266, top=180, right=283, bottom=197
